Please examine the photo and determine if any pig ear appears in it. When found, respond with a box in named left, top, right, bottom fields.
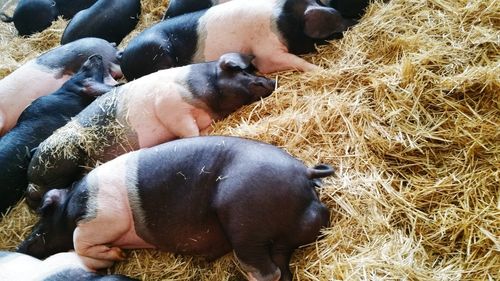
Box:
left=303, top=7, right=344, bottom=38
left=38, top=189, right=66, bottom=216
left=219, top=53, right=255, bottom=71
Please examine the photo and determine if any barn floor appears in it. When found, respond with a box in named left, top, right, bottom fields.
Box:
left=0, top=0, right=499, bottom=280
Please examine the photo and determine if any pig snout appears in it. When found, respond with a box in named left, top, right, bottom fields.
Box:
left=16, top=230, right=49, bottom=259
left=249, top=77, right=275, bottom=101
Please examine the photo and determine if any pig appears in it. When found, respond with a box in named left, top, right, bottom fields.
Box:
left=25, top=53, right=275, bottom=209
left=54, top=0, right=98, bottom=19
left=0, top=251, right=138, bottom=280
left=18, top=136, right=335, bottom=281
left=61, top=0, right=141, bottom=45
left=0, top=0, right=58, bottom=36
left=0, top=55, right=114, bottom=216
left=120, top=0, right=356, bottom=81
left=0, top=37, right=122, bottom=137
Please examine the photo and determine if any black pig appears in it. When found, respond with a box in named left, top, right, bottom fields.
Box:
left=0, top=0, right=58, bottom=36
left=0, top=55, right=113, bottom=215
left=61, top=0, right=141, bottom=45
left=18, top=136, right=334, bottom=281
left=55, top=0, right=98, bottom=19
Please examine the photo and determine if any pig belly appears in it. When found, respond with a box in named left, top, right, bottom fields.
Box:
left=195, top=0, right=281, bottom=61
left=85, top=153, right=154, bottom=249
left=0, top=62, right=69, bottom=133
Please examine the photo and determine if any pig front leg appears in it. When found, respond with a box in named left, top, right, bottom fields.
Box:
left=154, top=93, right=206, bottom=138
left=253, top=50, right=321, bottom=74
left=73, top=209, right=131, bottom=270
left=170, top=116, right=200, bottom=138
left=73, top=221, right=128, bottom=270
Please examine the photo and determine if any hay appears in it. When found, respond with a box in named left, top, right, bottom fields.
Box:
left=1, top=0, right=499, bottom=280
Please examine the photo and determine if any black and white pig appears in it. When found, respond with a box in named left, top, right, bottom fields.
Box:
left=26, top=53, right=275, bottom=208
left=55, top=0, right=98, bottom=19
left=18, top=136, right=334, bottom=281
left=0, top=251, right=138, bottom=280
left=61, top=0, right=141, bottom=45
left=0, top=37, right=122, bottom=136
left=120, top=0, right=356, bottom=80
left=0, top=0, right=58, bottom=36
left=0, top=55, right=113, bottom=216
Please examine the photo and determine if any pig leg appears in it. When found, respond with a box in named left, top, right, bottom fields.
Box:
left=171, top=116, right=200, bottom=138
left=73, top=221, right=128, bottom=270
left=158, top=112, right=200, bottom=138
left=253, top=51, right=321, bottom=73
left=232, top=243, right=281, bottom=281
left=270, top=245, right=293, bottom=281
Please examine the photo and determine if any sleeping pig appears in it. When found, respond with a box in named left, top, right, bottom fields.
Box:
left=120, top=0, right=356, bottom=80
left=61, top=0, right=141, bottom=45
left=0, top=37, right=122, bottom=136
left=26, top=53, right=275, bottom=208
left=0, top=251, right=138, bottom=280
left=18, top=136, right=335, bottom=281
left=0, top=0, right=58, bottom=36
left=0, top=55, right=113, bottom=216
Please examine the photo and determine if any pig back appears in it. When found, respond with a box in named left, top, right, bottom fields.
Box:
left=124, top=138, right=235, bottom=255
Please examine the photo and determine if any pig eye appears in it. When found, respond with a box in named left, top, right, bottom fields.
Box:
left=244, top=64, right=256, bottom=73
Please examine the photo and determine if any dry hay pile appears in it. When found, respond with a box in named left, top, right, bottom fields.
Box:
left=0, top=0, right=499, bottom=280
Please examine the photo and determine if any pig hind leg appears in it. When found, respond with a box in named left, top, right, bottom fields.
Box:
left=270, top=245, right=293, bottom=281
left=232, top=240, right=281, bottom=281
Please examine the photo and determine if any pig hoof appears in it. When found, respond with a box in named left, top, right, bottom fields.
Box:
left=306, top=64, right=322, bottom=72
left=110, top=247, right=127, bottom=260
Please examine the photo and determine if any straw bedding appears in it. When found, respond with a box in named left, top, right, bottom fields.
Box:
left=0, top=0, right=498, bottom=280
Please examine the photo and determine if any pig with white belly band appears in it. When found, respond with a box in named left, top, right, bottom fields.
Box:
left=18, top=136, right=335, bottom=281
left=120, top=0, right=356, bottom=80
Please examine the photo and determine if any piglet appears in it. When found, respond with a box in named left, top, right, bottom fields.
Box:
left=0, top=37, right=122, bottom=136
left=18, top=136, right=334, bottom=281
left=120, top=0, right=356, bottom=80
left=61, top=0, right=141, bottom=45
left=0, top=55, right=113, bottom=216
left=0, top=0, right=58, bottom=36
left=0, top=251, right=138, bottom=280
left=26, top=53, right=275, bottom=208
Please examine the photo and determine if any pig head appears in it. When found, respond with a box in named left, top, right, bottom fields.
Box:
left=194, top=53, right=275, bottom=119
left=17, top=189, right=76, bottom=259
